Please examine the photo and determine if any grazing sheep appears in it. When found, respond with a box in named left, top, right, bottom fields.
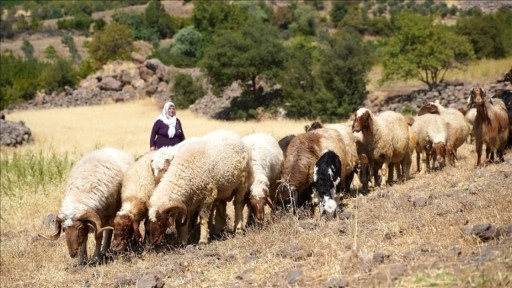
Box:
left=304, top=121, right=359, bottom=193
left=311, top=150, right=342, bottom=220
left=459, top=107, right=477, bottom=144
left=39, top=147, right=134, bottom=265
left=411, top=113, right=448, bottom=173
left=467, top=87, right=510, bottom=166
left=418, top=101, right=470, bottom=166
left=494, top=89, right=512, bottom=148
left=111, top=151, right=157, bottom=252
left=148, top=130, right=253, bottom=245
left=277, top=128, right=347, bottom=214
left=242, top=133, right=284, bottom=226
left=351, top=108, right=411, bottom=187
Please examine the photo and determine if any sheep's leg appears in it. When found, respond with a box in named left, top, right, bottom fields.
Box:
left=213, top=200, right=227, bottom=235
left=143, top=218, right=150, bottom=245
left=176, top=217, right=190, bottom=246
left=475, top=139, right=483, bottom=166
left=497, top=149, right=505, bottom=162
left=101, top=229, right=112, bottom=254
left=198, top=203, right=213, bottom=245
left=233, top=193, right=246, bottom=234
left=387, top=162, right=394, bottom=185
left=416, top=148, right=421, bottom=173
left=373, top=162, right=383, bottom=187
left=77, top=236, right=88, bottom=266
left=91, top=232, right=104, bottom=264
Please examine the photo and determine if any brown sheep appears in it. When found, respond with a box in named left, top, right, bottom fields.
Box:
left=467, top=87, right=510, bottom=166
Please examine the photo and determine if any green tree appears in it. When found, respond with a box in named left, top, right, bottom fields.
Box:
left=201, top=18, right=285, bottom=95
left=144, top=0, right=174, bottom=39
left=319, top=27, right=372, bottom=119
left=172, top=73, right=205, bottom=108
left=192, top=0, right=248, bottom=37
left=88, top=22, right=134, bottom=68
left=43, top=45, right=58, bottom=61
left=382, top=12, right=475, bottom=90
left=61, top=32, right=82, bottom=64
left=21, top=37, right=35, bottom=61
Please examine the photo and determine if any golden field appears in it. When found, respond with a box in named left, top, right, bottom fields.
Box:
left=1, top=96, right=511, bottom=287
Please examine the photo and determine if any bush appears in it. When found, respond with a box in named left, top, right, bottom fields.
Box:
left=171, top=73, right=206, bottom=108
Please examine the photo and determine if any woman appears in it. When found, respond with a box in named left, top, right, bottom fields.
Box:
left=149, top=101, right=185, bottom=150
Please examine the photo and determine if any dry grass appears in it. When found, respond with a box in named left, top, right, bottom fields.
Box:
left=2, top=99, right=512, bottom=287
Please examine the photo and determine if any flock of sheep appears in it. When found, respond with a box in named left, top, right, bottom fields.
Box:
left=38, top=87, right=512, bottom=266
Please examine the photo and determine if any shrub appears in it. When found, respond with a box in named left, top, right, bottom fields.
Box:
left=171, top=73, right=206, bottom=108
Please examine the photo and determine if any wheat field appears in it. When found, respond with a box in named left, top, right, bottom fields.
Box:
left=1, top=98, right=512, bottom=287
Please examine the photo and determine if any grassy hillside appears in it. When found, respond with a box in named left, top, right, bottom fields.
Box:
left=1, top=98, right=511, bottom=287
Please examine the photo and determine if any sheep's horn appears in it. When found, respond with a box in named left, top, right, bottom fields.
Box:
left=76, top=209, right=102, bottom=236
left=97, top=226, right=114, bottom=233
left=38, top=215, right=63, bottom=240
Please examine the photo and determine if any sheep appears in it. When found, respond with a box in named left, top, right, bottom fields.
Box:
left=311, top=150, right=342, bottom=220
left=242, top=133, right=284, bottom=226
left=148, top=129, right=253, bottom=246
left=411, top=113, right=448, bottom=173
left=467, top=87, right=510, bottom=166
left=459, top=107, right=477, bottom=144
left=150, top=137, right=200, bottom=184
left=277, top=128, right=348, bottom=216
left=418, top=101, right=470, bottom=166
left=39, top=147, right=134, bottom=266
left=304, top=121, right=359, bottom=193
left=494, top=89, right=512, bottom=148
left=111, top=151, right=157, bottom=252
left=351, top=108, right=411, bottom=187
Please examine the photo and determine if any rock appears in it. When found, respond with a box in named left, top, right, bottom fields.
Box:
left=325, top=278, right=349, bottom=288
left=0, top=119, right=33, bottom=147
left=136, top=273, right=164, bottom=288
left=285, top=269, right=304, bottom=285
left=99, top=77, right=122, bottom=91
left=131, top=52, right=146, bottom=63
left=373, top=252, right=389, bottom=264
left=413, top=197, right=429, bottom=207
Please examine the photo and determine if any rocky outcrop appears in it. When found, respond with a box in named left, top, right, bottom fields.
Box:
left=0, top=115, right=33, bottom=147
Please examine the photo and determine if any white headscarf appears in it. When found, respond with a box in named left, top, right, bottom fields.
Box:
left=157, top=101, right=177, bottom=138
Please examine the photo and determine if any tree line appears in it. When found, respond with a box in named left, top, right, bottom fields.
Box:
left=1, top=0, right=511, bottom=121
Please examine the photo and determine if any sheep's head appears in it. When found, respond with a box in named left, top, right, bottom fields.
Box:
left=111, top=213, right=136, bottom=252
left=432, top=142, right=446, bottom=168
left=149, top=203, right=187, bottom=245
left=352, top=108, right=372, bottom=133
left=248, top=189, right=274, bottom=225
left=305, top=121, right=323, bottom=132
left=62, top=219, right=90, bottom=258
left=469, top=87, right=487, bottom=108
left=418, top=103, right=439, bottom=116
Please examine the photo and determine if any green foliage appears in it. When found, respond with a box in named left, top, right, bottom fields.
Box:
left=21, top=37, right=35, bottom=61
left=151, top=26, right=203, bottom=67
left=171, top=73, right=206, bottom=108
left=271, top=5, right=293, bottom=30
left=38, top=58, right=78, bottom=93
left=319, top=27, right=372, bottom=119
left=382, top=12, right=475, bottom=90
left=0, top=18, right=15, bottom=39
left=330, top=1, right=349, bottom=24
left=455, top=9, right=512, bottom=59
left=88, top=22, right=134, bottom=69
left=61, top=32, right=82, bottom=64
left=201, top=18, right=285, bottom=95
left=43, top=45, right=58, bottom=61
left=192, top=0, right=248, bottom=37
left=290, top=4, right=317, bottom=36
left=56, top=12, right=93, bottom=32
left=0, top=150, right=73, bottom=198
left=144, top=0, right=175, bottom=39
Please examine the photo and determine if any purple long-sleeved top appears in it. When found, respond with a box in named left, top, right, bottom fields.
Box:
left=149, top=118, right=185, bottom=149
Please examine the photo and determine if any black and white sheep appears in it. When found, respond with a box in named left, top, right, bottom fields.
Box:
left=242, top=133, right=284, bottom=226
left=39, top=147, right=134, bottom=265
left=148, top=130, right=253, bottom=245
left=311, top=150, right=342, bottom=220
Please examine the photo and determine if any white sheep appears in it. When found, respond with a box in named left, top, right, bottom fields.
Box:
left=352, top=108, right=411, bottom=187
left=111, top=151, right=157, bottom=252
left=412, top=113, right=448, bottom=173
left=39, top=147, right=134, bottom=266
left=148, top=129, right=253, bottom=245
left=150, top=137, right=200, bottom=184
left=242, top=132, right=284, bottom=226
left=418, top=101, right=471, bottom=166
